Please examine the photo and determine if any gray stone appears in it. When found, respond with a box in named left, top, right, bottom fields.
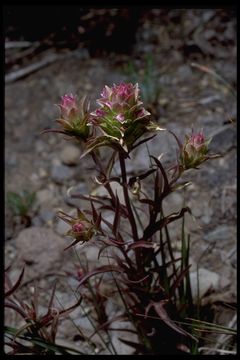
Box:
left=36, top=189, right=54, bottom=205
left=39, top=209, right=56, bottom=224
left=35, top=140, right=46, bottom=154
left=204, top=225, right=236, bottom=245
left=209, top=125, right=236, bottom=154
left=51, top=164, right=75, bottom=184
left=109, top=320, right=138, bottom=355
left=132, top=130, right=179, bottom=170
left=162, top=192, right=183, bottom=215
left=177, top=65, right=193, bottom=80
left=14, top=227, right=66, bottom=282
left=31, top=216, right=44, bottom=227
left=190, top=268, right=220, bottom=300
left=64, top=182, right=89, bottom=207
left=38, top=168, right=48, bottom=179
left=60, top=145, right=81, bottom=166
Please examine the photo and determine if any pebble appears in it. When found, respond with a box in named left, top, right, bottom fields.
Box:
left=60, top=145, right=81, bottom=166
left=14, top=227, right=66, bottom=282
left=209, top=125, right=236, bottom=154
left=64, top=182, right=88, bottom=207
left=31, top=216, right=44, bottom=227
left=38, top=168, right=48, bottom=178
left=204, top=225, right=236, bottom=245
left=177, top=65, right=193, bottom=80
left=35, top=140, right=46, bottom=154
left=51, top=164, right=75, bottom=184
left=190, top=268, right=220, bottom=300
left=39, top=209, right=56, bottom=224
left=109, top=320, right=138, bottom=355
left=36, top=189, right=53, bottom=205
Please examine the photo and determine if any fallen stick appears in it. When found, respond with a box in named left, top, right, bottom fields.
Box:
left=5, top=49, right=89, bottom=84
left=5, top=45, right=40, bottom=65
left=5, top=52, right=60, bottom=83
left=5, top=41, right=38, bottom=49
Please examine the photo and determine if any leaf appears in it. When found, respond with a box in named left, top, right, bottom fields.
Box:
left=112, top=194, right=120, bottom=237
left=143, top=207, right=191, bottom=240
left=169, top=265, right=192, bottom=297
left=126, top=240, right=159, bottom=252
left=131, top=133, right=157, bottom=150
left=80, top=136, right=128, bottom=159
left=6, top=192, right=25, bottom=216
left=168, top=130, right=183, bottom=150
left=88, top=313, right=128, bottom=339
left=150, top=155, right=170, bottom=193
left=5, top=326, right=84, bottom=354
left=118, top=338, right=147, bottom=354
left=149, top=301, right=188, bottom=337
left=146, top=123, right=166, bottom=132
left=128, top=168, right=156, bottom=187
left=4, top=299, right=27, bottom=320
left=123, top=274, right=150, bottom=284
left=105, top=150, right=117, bottom=178
left=23, top=191, right=36, bottom=208
left=76, top=265, right=123, bottom=289
left=5, top=267, right=25, bottom=297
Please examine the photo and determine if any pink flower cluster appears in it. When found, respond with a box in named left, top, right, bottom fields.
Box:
left=91, top=82, right=150, bottom=124
left=72, top=222, right=85, bottom=233
left=188, top=132, right=205, bottom=149
left=181, top=130, right=209, bottom=169
left=59, top=94, right=78, bottom=119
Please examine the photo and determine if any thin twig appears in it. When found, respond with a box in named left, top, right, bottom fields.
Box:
left=5, top=49, right=88, bottom=83
left=5, top=41, right=38, bottom=49
left=198, top=347, right=236, bottom=355
left=5, top=53, right=60, bottom=83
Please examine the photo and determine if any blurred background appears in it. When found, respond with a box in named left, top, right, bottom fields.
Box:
left=4, top=6, right=236, bottom=354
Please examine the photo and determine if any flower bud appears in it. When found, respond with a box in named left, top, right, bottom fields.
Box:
left=56, top=95, right=91, bottom=140
left=90, top=82, right=151, bottom=150
left=181, top=131, right=210, bottom=169
left=59, top=94, right=78, bottom=119
left=57, top=210, right=97, bottom=248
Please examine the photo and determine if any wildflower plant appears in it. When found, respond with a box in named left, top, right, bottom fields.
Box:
left=5, top=82, right=220, bottom=355
left=6, top=190, right=36, bottom=227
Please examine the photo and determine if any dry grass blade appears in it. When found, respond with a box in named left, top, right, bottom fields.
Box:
left=5, top=267, right=25, bottom=297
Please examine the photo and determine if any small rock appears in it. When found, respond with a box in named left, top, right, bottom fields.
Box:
left=35, top=140, right=46, bottom=154
left=219, top=276, right=231, bottom=289
left=109, top=320, right=138, bottom=355
left=177, top=65, right=193, bottom=80
left=60, top=145, right=81, bottom=166
left=202, top=10, right=215, bottom=23
left=51, top=164, right=75, bottom=184
left=158, top=98, right=169, bottom=106
left=6, top=153, right=17, bottom=166
left=64, top=182, right=89, bottom=207
left=36, top=189, right=54, bottom=205
left=162, top=192, right=183, bottom=214
left=31, top=216, right=44, bottom=227
left=91, top=182, right=125, bottom=204
left=204, top=225, right=236, bottom=245
left=38, top=168, right=48, bottom=179
left=190, top=268, right=220, bottom=300
left=30, top=173, right=39, bottom=182
left=209, top=125, right=236, bottom=154
left=39, top=209, right=55, bottom=224
left=14, top=227, right=66, bottom=282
